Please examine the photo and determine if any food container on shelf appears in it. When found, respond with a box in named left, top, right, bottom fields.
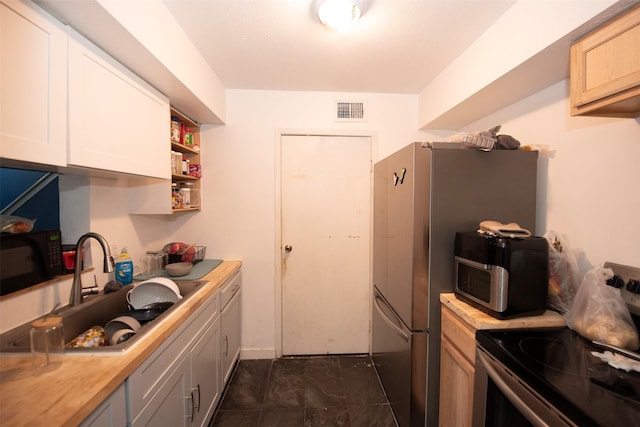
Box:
left=183, top=128, right=194, bottom=146
left=170, top=117, right=181, bottom=143
left=173, top=152, right=183, bottom=174
left=170, top=151, right=180, bottom=174
left=179, top=182, right=199, bottom=207
left=171, top=183, right=182, bottom=209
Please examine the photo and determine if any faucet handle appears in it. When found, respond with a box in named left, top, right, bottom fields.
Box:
left=81, top=286, right=99, bottom=297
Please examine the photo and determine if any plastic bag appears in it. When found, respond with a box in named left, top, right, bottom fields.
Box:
left=544, top=230, right=580, bottom=314
left=0, top=215, right=35, bottom=233
left=565, top=266, right=639, bottom=350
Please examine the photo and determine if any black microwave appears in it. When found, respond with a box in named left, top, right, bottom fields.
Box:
left=453, top=231, right=549, bottom=319
left=0, top=230, right=63, bottom=296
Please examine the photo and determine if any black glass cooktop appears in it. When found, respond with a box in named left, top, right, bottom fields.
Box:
left=477, top=327, right=640, bottom=426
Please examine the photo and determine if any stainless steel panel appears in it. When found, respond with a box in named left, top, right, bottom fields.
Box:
left=372, top=287, right=427, bottom=427
left=373, top=156, right=390, bottom=299
left=374, top=144, right=431, bottom=330
left=387, top=144, right=422, bottom=329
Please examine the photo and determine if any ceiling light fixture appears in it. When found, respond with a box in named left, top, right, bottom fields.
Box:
left=317, top=0, right=362, bottom=32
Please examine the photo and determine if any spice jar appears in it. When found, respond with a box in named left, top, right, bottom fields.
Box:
left=172, top=183, right=182, bottom=209
left=182, top=155, right=189, bottom=175
left=170, top=117, right=181, bottom=143
left=183, top=128, right=194, bottom=147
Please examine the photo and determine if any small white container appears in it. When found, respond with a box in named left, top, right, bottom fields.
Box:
left=180, top=186, right=191, bottom=206
left=170, top=151, right=179, bottom=175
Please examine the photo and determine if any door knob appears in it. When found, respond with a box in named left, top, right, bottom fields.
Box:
left=284, top=245, right=293, bottom=253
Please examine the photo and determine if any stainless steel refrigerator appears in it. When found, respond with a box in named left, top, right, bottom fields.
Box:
left=372, top=142, right=538, bottom=427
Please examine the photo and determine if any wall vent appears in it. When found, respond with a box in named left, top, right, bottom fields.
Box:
left=335, top=101, right=366, bottom=121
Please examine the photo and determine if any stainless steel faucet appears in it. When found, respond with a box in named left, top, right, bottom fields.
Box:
left=69, top=232, right=116, bottom=306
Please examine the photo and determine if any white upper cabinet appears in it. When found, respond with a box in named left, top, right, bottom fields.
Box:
left=0, top=0, right=67, bottom=167
left=67, top=28, right=170, bottom=179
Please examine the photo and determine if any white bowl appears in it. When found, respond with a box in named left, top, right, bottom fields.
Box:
left=105, top=315, right=141, bottom=341
left=165, top=262, right=193, bottom=277
left=127, top=277, right=182, bottom=309
left=110, top=328, right=136, bottom=345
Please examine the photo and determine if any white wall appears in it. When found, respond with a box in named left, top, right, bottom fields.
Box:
left=168, top=89, right=424, bottom=358
left=464, top=79, right=640, bottom=272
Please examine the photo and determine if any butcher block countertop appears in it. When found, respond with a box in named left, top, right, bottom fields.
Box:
left=440, top=293, right=567, bottom=330
left=0, top=260, right=242, bottom=427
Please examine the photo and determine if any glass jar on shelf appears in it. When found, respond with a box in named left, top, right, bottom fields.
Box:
left=179, top=182, right=199, bottom=208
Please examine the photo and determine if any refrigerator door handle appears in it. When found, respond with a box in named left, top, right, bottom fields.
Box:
left=374, top=294, right=410, bottom=342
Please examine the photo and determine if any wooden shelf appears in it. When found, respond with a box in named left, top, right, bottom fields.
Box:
left=171, top=207, right=200, bottom=212
left=172, top=174, right=199, bottom=181
left=171, top=142, right=200, bottom=155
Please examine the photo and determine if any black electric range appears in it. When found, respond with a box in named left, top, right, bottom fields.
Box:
left=477, top=327, right=640, bottom=426
left=475, top=262, right=640, bottom=427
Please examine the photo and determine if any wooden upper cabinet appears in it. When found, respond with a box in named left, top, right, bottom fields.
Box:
left=570, top=4, right=640, bottom=117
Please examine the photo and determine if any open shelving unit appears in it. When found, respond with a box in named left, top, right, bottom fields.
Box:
left=128, top=108, right=202, bottom=215
left=170, top=108, right=201, bottom=212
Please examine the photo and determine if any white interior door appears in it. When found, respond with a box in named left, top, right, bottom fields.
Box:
left=281, top=134, right=371, bottom=355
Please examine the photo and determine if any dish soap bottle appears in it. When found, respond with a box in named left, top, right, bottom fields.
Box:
left=115, top=247, right=134, bottom=285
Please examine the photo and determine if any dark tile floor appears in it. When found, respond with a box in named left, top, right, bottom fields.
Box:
left=209, top=354, right=396, bottom=427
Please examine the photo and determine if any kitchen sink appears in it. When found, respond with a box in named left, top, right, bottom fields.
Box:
left=0, top=280, right=206, bottom=354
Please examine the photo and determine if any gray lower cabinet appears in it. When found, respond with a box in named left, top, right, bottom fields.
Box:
left=220, top=271, right=242, bottom=386
left=191, top=318, right=221, bottom=426
left=79, top=384, right=127, bottom=427
left=129, top=291, right=221, bottom=427
left=132, top=355, right=191, bottom=426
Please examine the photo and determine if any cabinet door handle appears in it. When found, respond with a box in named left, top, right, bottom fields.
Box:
left=192, top=385, right=201, bottom=412
left=224, top=335, right=229, bottom=357
left=197, top=384, right=201, bottom=412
